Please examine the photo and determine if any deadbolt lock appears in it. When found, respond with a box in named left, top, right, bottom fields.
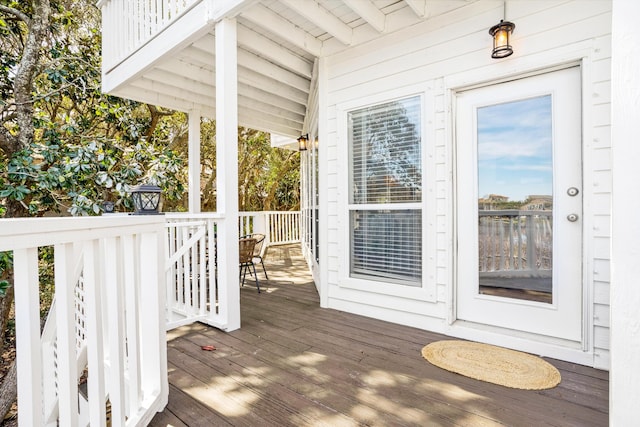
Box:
left=567, top=213, right=579, bottom=222
left=567, top=187, right=579, bottom=197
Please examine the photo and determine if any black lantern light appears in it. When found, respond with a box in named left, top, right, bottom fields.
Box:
left=298, top=134, right=309, bottom=151
left=131, top=183, right=162, bottom=215
left=489, top=19, right=515, bottom=58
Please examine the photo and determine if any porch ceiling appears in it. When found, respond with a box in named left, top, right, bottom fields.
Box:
left=104, top=0, right=472, bottom=139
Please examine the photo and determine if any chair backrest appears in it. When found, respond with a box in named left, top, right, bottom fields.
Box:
left=239, top=238, right=257, bottom=263
left=250, top=233, right=265, bottom=257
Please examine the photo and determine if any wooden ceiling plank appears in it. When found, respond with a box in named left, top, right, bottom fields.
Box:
left=237, top=24, right=313, bottom=78
left=241, top=3, right=323, bottom=56
left=342, top=0, right=386, bottom=33
left=280, top=0, right=353, bottom=46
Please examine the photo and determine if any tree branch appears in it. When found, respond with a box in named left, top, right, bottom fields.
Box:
left=0, top=5, right=31, bottom=26
left=13, top=0, right=51, bottom=151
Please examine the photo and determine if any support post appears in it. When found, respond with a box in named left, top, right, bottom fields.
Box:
left=188, top=112, right=201, bottom=213
left=215, top=18, right=241, bottom=331
left=611, top=0, right=640, bottom=423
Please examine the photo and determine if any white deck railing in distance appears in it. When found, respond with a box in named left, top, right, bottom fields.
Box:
left=2, top=216, right=168, bottom=427
left=478, top=210, right=553, bottom=276
left=239, top=211, right=301, bottom=246
left=267, top=211, right=300, bottom=245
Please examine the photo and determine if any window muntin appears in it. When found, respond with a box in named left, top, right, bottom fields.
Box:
left=348, top=96, right=422, bottom=285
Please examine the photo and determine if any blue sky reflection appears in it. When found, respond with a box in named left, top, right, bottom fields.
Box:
left=477, top=95, right=552, bottom=202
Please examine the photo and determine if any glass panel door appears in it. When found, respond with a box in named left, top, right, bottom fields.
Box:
left=477, top=96, right=553, bottom=303
left=456, top=67, right=583, bottom=342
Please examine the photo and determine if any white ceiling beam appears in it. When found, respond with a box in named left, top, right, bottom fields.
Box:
left=116, top=85, right=214, bottom=116
left=190, top=38, right=311, bottom=92
left=279, top=0, right=353, bottom=46
left=241, top=3, right=322, bottom=56
left=238, top=66, right=309, bottom=104
left=131, top=77, right=214, bottom=106
left=238, top=83, right=306, bottom=116
left=403, top=0, right=429, bottom=18
left=146, top=68, right=214, bottom=96
left=197, top=31, right=314, bottom=79
left=237, top=108, right=302, bottom=137
left=237, top=25, right=313, bottom=78
left=237, top=49, right=310, bottom=93
left=209, top=0, right=257, bottom=20
left=147, top=65, right=307, bottom=116
left=342, top=0, right=386, bottom=33
left=180, top=45, right=215, bottom=68
left=238, top=95, right=304, bottom=124
left=157, top=60, right=213, bottom=83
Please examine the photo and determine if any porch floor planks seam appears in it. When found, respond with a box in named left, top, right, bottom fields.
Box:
left=213, top=301, right=577, bottom=426
left=239, top=289, right=608, bottom=425
left=153, top=244, right=609, bottom=427
left=166, top=347, right=349, bottom=427
left=177, top=323, right=502, bottom=426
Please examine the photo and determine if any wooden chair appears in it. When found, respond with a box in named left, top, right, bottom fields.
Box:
left=239, top=237, right=260, bottom=293
left=242, top=233, right=269, bottom=280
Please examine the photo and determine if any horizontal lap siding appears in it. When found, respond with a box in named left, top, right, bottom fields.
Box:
left=323, top=0, right=611, bottom=368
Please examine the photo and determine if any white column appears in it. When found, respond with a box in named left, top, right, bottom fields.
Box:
left=188, top=112, right=202, bottom=213
left=318, top=56, right=329, bottom=308
left=14, top=248, right=43, bottom=427
left=215, top=18, right=241, bottom=331
left=610, top=0, right=640, bottom=423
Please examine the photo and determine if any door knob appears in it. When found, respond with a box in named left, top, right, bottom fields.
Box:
left=567, top=213, right=579, bottom=222
left=567, top=187, right=579, bottom=196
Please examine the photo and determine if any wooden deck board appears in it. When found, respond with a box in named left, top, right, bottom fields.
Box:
left=150, top=245, right=608, bottom=427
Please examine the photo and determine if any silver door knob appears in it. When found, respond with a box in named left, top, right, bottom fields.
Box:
left=567, top=213, right=579, bottom=222
left=567, top=187, right=579, bottom=196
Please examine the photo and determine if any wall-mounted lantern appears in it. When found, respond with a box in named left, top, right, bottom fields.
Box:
left=298, top=134, right=309, bottom=151
left=131, top=183, right=162, bottom=215
left=489, top=19, right=515, bottom=58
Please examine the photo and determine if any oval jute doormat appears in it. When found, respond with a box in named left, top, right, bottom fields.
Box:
left=421, top=340, right=561, bottom=390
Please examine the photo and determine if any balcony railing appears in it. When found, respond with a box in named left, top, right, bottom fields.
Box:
left=1, top=216, right=168, bottom=426
left=478, top=210, right=553, bottom=278
left=165, top=211, right=301, bottom=329
left=3, top=210, right=300, bottom=425
left=98, top=0, right=200, bottom=71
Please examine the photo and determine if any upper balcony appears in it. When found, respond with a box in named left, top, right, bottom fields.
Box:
left=97, top=0, right=462, bottom=143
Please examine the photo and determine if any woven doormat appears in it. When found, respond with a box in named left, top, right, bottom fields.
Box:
left=421, top=340, right=561, bottom=390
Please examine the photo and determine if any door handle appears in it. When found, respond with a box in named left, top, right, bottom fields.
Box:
left=567, top=213, right=579, bottom=222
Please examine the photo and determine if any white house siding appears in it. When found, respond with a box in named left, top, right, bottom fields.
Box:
left=321, top=0, right=611, bottom=368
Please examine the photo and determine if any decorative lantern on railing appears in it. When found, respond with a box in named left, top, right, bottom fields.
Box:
left=131, top=183, right=162, bottom=215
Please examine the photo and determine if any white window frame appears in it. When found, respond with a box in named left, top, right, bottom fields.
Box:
left=336, top=84, right=436, bottom=301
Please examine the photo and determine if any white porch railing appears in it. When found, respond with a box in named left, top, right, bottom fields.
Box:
left=1, top=216, right=168, bottom=427
left=478, top=210, right=553, bottom=277
left=164, top=213, right=223, bottom=330
left=98, top=0, right=200, bottom=71
left=239, top=211, right=301, bottom=246
left=164, top=211, right=300, bottom=330
left=3, top=211, right=301, bottom=424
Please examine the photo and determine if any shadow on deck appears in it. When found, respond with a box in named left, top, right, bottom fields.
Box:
left=151, top=244, right=609, bottom=426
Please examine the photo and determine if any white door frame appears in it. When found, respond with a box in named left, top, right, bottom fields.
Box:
left=455, top=66, right=583, bottom=341
left=443, top=58, right=595, bottom=365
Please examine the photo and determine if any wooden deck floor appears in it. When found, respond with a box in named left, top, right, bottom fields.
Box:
left=150, top=245, right=609, bottom=427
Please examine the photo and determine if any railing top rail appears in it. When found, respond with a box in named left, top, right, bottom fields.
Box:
left=165, top=221, right=208, bottom=228
left=0, top=216, right=165, bottom=251
left=165, top=212, right=224, bottom=220
left=479, top=209, right=553, bottom=216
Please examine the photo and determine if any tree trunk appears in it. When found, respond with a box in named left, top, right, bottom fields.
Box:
left=0, top=0, right=52, bottom=419
left=0, top=361, right=16, bottom=423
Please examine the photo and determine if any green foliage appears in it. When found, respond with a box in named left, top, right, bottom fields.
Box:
left=0, top=251, right=12, bottom=298
left=0, top=1, right=187, bottom=217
